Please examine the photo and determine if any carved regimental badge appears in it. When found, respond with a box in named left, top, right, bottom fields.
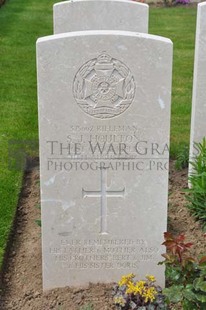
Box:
left=73, top=52, right=135, bottom=119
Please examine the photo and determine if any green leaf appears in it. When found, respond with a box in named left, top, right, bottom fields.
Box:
left=182, top=286, right=197, bottom=301
left=199, top=256, right=206, bottom=265
left=165, top=267, right=181, bottom=283
left=194, top=278, right=206, bottom=292
left=147, top=305, right=155, bottom=310
left=199, top=267, right=206, bottom=276
left=199, top=302, right=206, bottom=310
left=187, top=138, right=206, bottom=228
left=35, top=219, right=41, bottom=227
left=182, top=299, right=197, bottom=310
left=163, top=285, right=183, bottom=303
left=195, top=293, right=206, bottom=303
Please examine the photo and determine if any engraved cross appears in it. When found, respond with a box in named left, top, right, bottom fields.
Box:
left=82, top=168, right=125, bottom=235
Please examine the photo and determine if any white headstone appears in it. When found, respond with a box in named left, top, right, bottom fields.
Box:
left=53, top=0, right=148, bottom=34
left=189, top=2, right=206, bottom=174
left=37, top=30, right=173, bottom=291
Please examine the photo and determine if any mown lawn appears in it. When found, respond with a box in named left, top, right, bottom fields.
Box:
left=150, top=6, right=197, bottom=156
left=0, top=2, right=197, bottom=267
left=0, top=0, right=56, bottom=267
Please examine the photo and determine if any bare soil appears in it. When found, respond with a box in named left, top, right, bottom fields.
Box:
left=0, top=161, right=205, bottom=310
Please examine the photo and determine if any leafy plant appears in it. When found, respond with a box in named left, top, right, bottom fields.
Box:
left=159, top=232, right=206, bottom=309
left=113, top=274, right=167, bottom=309
left=35, top=203, right=41, bottom=209
left=79, top=303, right=94, bottom=310
left=175, top=144, right=189, bottom=170
left=35, top=219, right=41, bottom=227
left=187, top=138, right=206, bottom=230
left=35, top=204, right=41, bottom=227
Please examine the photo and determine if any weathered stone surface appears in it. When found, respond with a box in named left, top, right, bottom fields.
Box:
left=53, top=0, right=148, bottom=34
left=37, top=30, right=172, bottom=290
left=189, top=3, right=206, bottom=174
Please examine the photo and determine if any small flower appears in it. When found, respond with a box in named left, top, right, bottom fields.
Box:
left=134, top=280, right=146, bottom=295
left=118, top=273, right=135, bottom=286
left=146, top=274, right=156, bottom=282
left=126, top=281, right=136, bottom=294
left=125, top=279, right=147, bottom=295
left=142, top=286, right=158, bottom=303
left=114, top=295, right=126, bottom=306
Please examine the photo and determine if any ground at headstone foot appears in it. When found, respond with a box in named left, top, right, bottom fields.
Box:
left=0, top=161, right=205, bottom=310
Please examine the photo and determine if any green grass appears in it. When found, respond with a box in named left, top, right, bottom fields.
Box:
left=0, top=0, right=56, bottom=266
left=149, top=6, right=197, bottom=156
left=0, top=3, right=198, bottom=267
